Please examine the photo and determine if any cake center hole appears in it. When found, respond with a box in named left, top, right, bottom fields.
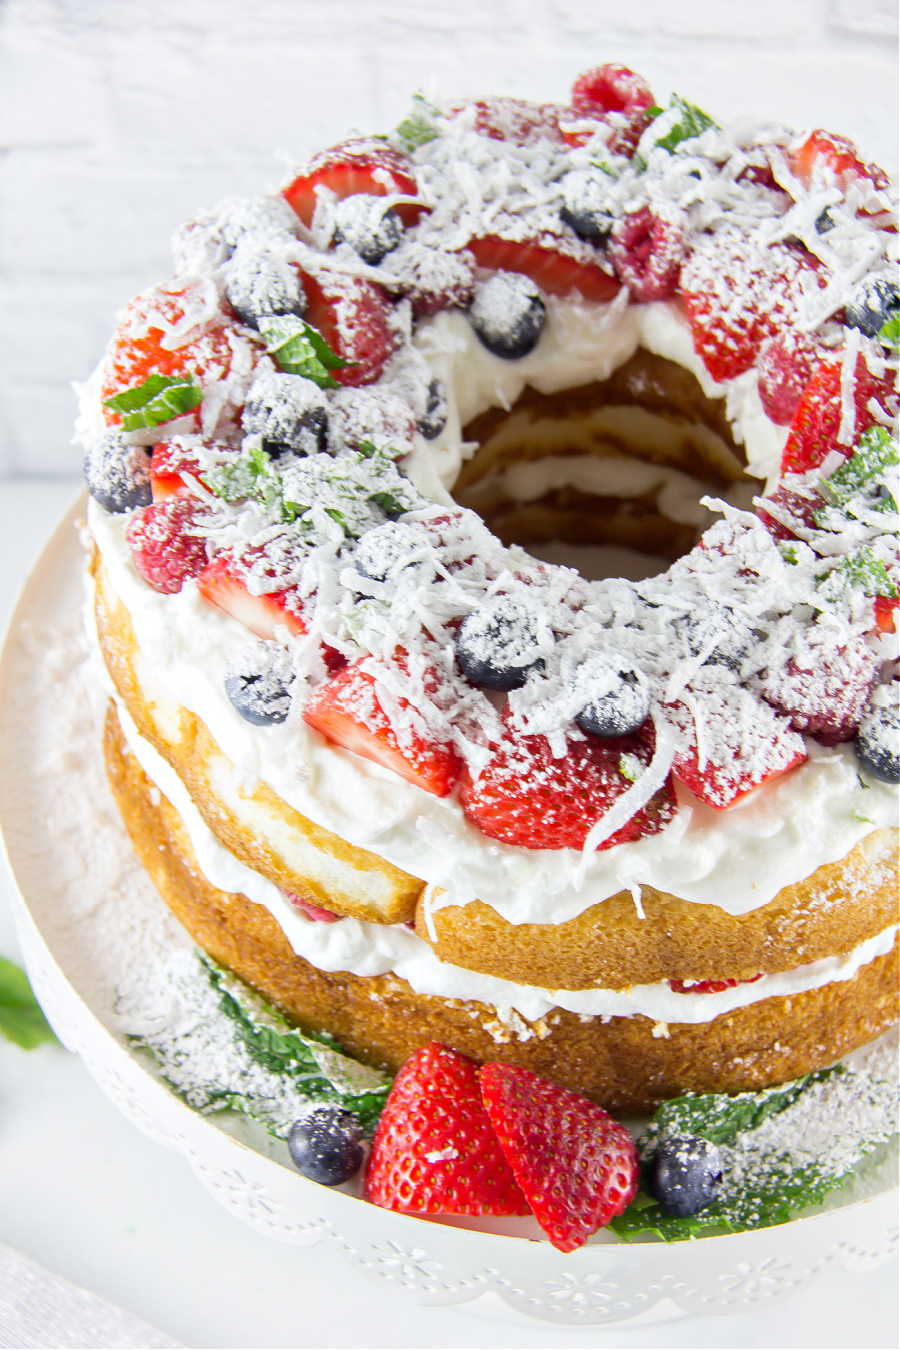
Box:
left=455, top=348, right=761, bottom=583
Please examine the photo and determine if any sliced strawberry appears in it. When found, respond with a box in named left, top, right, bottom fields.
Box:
left=680, top=233, right=825, bottom=383
left=197, top=552, right=308, bottom=639
left=667, top=689, right=807, bottom=810
left=282, top=890, right=339, bottom=923
left=563, top=64, right=655, bottom=156
left=788, top=129, right=889, bottom=193
left=458, top=723, right=676, bottom=850
left=282, top=138, right=423, bottom=228
left=448, top=96, right=565, bottom=147
left=668, top=974, right=763, bottom=994
left=300, top=268, right=400, bottom=387
left=364, top=1042, right=530, bottom=1217
left=149, top=439, right=206, bottom=501
left=780, top=352, right=896, bottom=475
left=479, top=1063, right=639, bottom=1252
left=756, top=331, right=819, bottom=426
left=608, top=207, right=684, bottom=302
left=874, top=595, right=899, bottom=634
left=126, top=497, right=212, bottom=595
left=466, top=235, right=620, bottom=303
left=302, top=658, right=461, bottom=797
left=755, top=484, right=827, bottom=542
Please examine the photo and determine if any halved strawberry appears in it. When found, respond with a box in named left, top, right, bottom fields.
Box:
left=447, top=96, right=565, bottom=147
left=668, top=974, right=763, bottom=994
left=302, top=658, right=461, bottom=797
left=780, top=352, right=896, bottom=475
left=149, top=439, right=206, bottom=501
left=364, top=1043, right=530, bottom=1217
left=196, top=552, right=308, bottom=639
left=788, top=129, right=889, bottom=193
left=756, top=331, right=819, bottom=426
left=300, top=268, right=400, bottom=387
left=479, top=1063, right=639, bottom=1252
left=755, top=484, right=827, bottom=542
left=563, top=63, right=655, bottom=156
left=466, top=235, right=620, bottom=303
left=282, top=138, right=424, bottom=228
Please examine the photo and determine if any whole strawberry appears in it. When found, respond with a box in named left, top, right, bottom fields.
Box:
left=479, top=1064, right=639, bottom=1252
left=364, top=1042, right=529, bottom=1216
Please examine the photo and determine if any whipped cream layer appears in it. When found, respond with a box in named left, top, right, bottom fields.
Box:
left=113, top=690, right=897, bottom=1027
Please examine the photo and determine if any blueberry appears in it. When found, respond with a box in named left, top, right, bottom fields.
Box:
left=354, top=521, right=425, bottom=583
left=224, top=237, right=306, bottom=330
left=288, top=1105, right=364, bottom=1186
left=416, top=378, right=447, bottom=440
left=468, top=273, right=547, bottom=360
left=456, top=595, right=547, bottom=691
left=855, top=702, right=900, bottom=785
left=675, top=605, right=752, bottom=672
left=814, top=206, right=835, bottom=234
left=242, top=371, right=328, bottom=457
left=576, top=662, right=651, bottom=738
left=647, top=1136, right=723, bottom=1217
left=333, top=194, right=403, bottom=265
left=559, top=170, right=615, bottom=243
left=83, top=431, right=152, bottom=513
left=844, top=276, right=899, bottom=340
left=224, top=641, right=294, bottom=726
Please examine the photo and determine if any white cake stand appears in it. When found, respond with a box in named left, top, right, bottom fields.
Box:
left=0, top=495, right=895, bottom=1328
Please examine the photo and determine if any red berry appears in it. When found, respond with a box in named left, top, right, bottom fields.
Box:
left=756, top=331, right=818, bottom=426
left=300, top=268, right=400, bottom=387
left=757, top=629, right=880, bottom=745
left=780, top=351, right=896, bottom=475
left=466, top=235, right=620, bottom=303
left=608, top=207, right=684, bottom=302
left=479, top=1063, right=639, bottom=1252
left=788, top=129, right=889, bottom=194
left=282, top=891, right=339, bottom=923
left=755, top=484, right=826, bottom=542
left=874, top=595, right=899, bottom=635
left=364, top=1043, right=530, bottom=1217
left=382, top=242, right=476, bottom=318
left=565, top=64, right=655, bottom=156
left=126, top=497, right=212, bottom=594
left=149, top=439, right=208, bottom=501
left=458, top=725, right=676, bottom=850
left=197, top=551, right=308, bottom=639
left=450, top=96, right=565, bottom=147
left=668, top=974, right=763, bottom=994
left=303, top=657, right=462, bottom=798
left=282, top=138, right=423, bottom=229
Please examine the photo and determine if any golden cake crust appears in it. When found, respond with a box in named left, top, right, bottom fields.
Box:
left=104, top=698, right=899, bottom=1114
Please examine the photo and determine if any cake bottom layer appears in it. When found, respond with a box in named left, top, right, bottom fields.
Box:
left=105, top=700, right=900, bottom=1114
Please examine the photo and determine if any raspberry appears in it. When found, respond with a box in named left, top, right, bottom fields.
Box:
left=608, top=207, right=685, bottom=302
left=379, top=242, right=476, bottom=318
left=756, top=628, right=880, bottom=745
left=126, top=497, right=212, bottom=594
left=565, top=64, right=655, bottom=156
left=756, top=331, right=819, bottom=426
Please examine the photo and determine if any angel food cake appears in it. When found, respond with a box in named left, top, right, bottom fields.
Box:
left=79, top=64, right=899, bottom=1116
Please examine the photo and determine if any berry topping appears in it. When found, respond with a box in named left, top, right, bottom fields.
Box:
left=332, top=194, right=403, bottom=265
left=288, top=1105, right=364, bottom=1186
left=787, top=129, right=888, bottom=193
left=646, top=1136, right=723, bottom=1218
left=459, top=723, right=676, bottom=850
left=468, top=272, right=547, bottom=360
left=756, top=331, right=818, bottom=426
left=479, top=1063, right=639, bottom=1251
left=756, top=626, right=879, bottom=745
left=566, top=63, right=655, bottom=157
left=302, top=658, right=462, bottom=797
left=466, top=235, right=620, bottom=303
left=668, top=974, right=763, bottom=995
left=300, top=268, right=400, bottom=387
left=416, top=377, right=448, bottom=440
left=844, top=275, right=899, bottom=340
left=364, top=1042, right=530, bottom=1217
left=674, top=604, right=752, bottom=672
left=197, top=549, right=308, bottom=639
left=283, top=891, right=339, bottom=922
left=455, top=594, right=548, bottom=691
left=125, top=497, right=211, bottom=595
left=608, top=207, right=685, bottom=302
left=575, top=660, right=651, bottom=738
left=83, top=431, right=152, bottom=514
left=755, top=484, right=827, bottom=543
left=854, top=703, right=900, bottom=785
left=224, top=240, right=306, bottom=331
left=282, top=138, right=420, bottom=229
left=559, top=170, right=614, bottom=242
left=224, top=640, right=294, bottom=726
left=149, top=439, right=207, bottom=501
left=450, top=97, right=564, bottom=147
left=242, top=370, right=328, bottom=457
left=780, top=351, right=896, bottom=476
left=353, top=521, right=425, bottom=584
left=379, top=242, right=476, bottom=318
left=327, top=387, right=416, bottom=458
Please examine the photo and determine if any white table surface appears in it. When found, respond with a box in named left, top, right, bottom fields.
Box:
left=0, top=475, right=896, bottom=1350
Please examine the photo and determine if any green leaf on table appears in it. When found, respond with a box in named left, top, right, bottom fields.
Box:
left=103, top=374, right=203, bottom=431
left=0, top=956, right=57, bottom=1049
left=257, top=315, right=350, bottom=387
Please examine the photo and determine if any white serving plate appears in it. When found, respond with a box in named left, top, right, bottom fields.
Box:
left=0, top=493, right=895, bottom=1328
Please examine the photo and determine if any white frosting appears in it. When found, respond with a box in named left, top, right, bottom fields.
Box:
left=113, top=690, right=897, bottom=1027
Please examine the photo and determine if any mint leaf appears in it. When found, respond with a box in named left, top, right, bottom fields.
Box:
left=817, top=546, right=898, bottom=602
left=103, top=374, right=203, bottom=431
left=819, top=427, right=899, bottom=508
left=258, top=315, right=350, bottom=388
left=395, top=93, right=441, bottom=152
left=0, top=956, right=57, bottom=1049
left=204, top=440, right=279, bottom=506
left=878, top=315, right=900, bottom=355
left=651, top=93, right=718, bottom=154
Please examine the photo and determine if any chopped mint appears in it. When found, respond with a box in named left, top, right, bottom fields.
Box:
left=817, top=546, right=898, bottom=602
left=611, top=1044, right=898, bottom=1241
left=646, top=93, right=718, bottom=157
left=280, top=447, right=425, bottom=543
left=257, top=315, right=350, bottom=388
left=395, top=93, right=441, bottom=152
left=0, top=955, right=57, bottom=1049
left=103, top=374, right=203, bottom=431
left=878, top=314, right=900, bottom=355
left=618, top=753, right=642, bottom=783
left=204, top=439, right=280, bottom=508
left=819, top=427, right=899, bottom=509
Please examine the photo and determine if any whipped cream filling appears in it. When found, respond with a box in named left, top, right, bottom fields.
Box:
left=112, top=688, right=897, bottom=1027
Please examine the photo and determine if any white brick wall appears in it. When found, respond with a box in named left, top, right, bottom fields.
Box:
left=0, top=0, right=895, bottom=474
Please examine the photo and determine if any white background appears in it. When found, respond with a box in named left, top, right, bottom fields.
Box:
left=0, top=0, right=897, bottom=474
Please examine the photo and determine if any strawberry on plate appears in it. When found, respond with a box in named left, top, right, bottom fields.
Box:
left=282, top=138, right=424, bottom=228
left=364, top=1042, right=530, bottom=1216
left=300, top=267, right=400, bottom=387
left=126, top=496, right=212, bottom=595
left=479, top=1063, right=639, bottom=1252
left=780, top=351, right=896, bottom=475
left=466, top=235, right=620, bottom=303
left=197, top=550, right=309, bottom=639
left=302, top=657, right=462, bottom=797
